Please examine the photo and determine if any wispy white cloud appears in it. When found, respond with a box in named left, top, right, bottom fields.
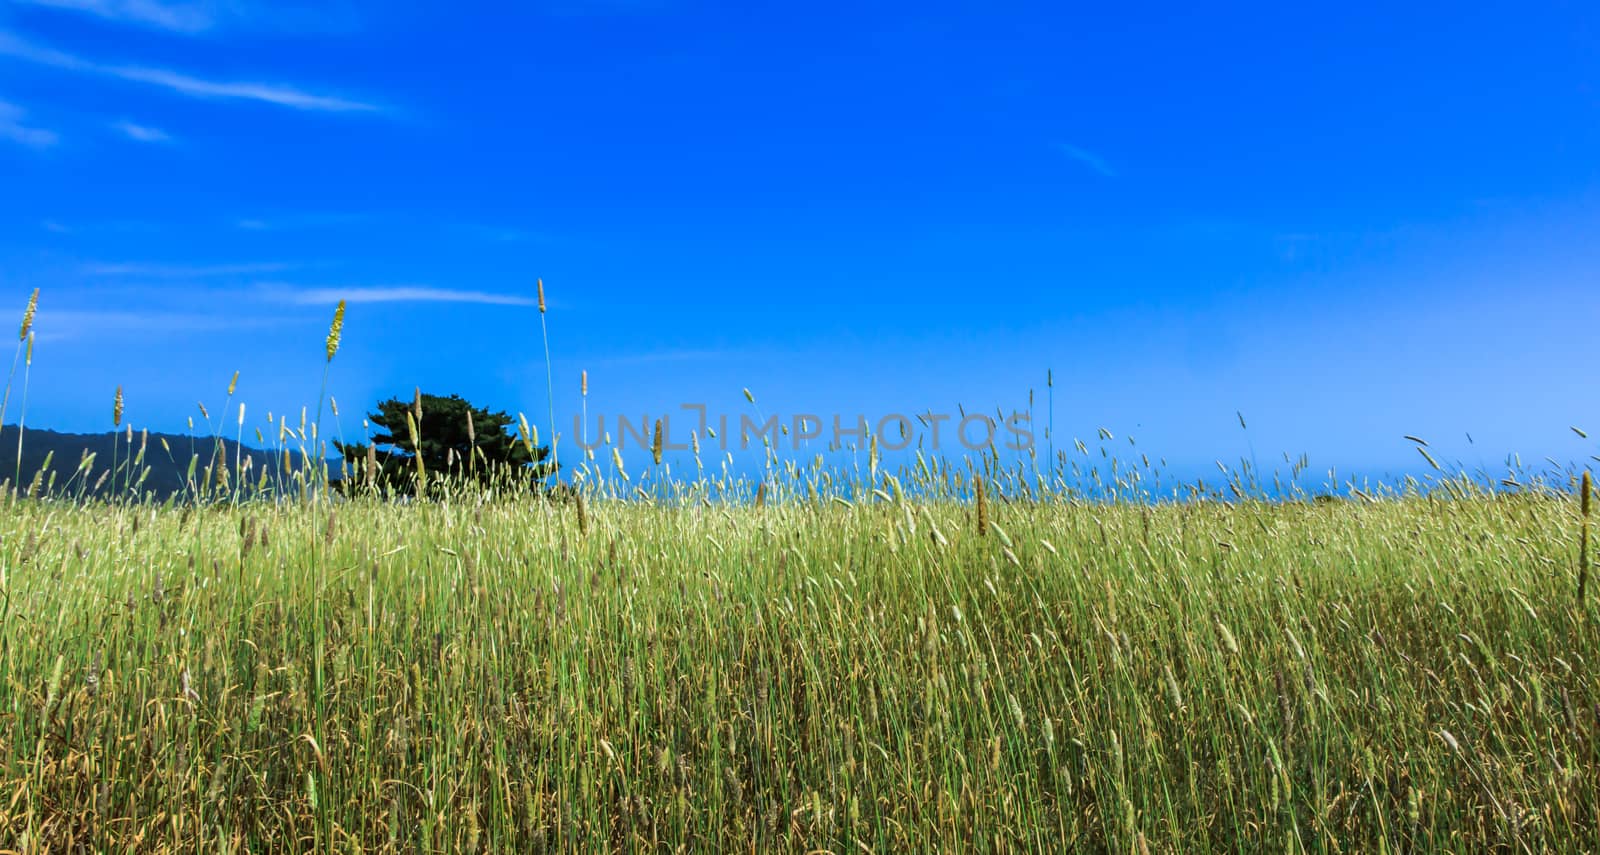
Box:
left=112, top=119, right=172, bottom=142
left=1057, top=142, right=1116, bottom=178
left=38, top=218, right=165, bottom=235
left=10, top=0, right=366, bottom=36
left=115, top=66, right=378, bottom=112
left=590, top=347, right=741, bottom=367
left=0, top=98, right=58, bottom=148
left=457, top=224, right=537, bottom=243
left=235, top=216, right=547, bottom=242
left=0, top=31, right=382, bottom=113
left=233, top=211, right=369, bottom=231
left=13, top=0, right=215, bottom=33
left=281, top=286, right=538, bottom=307
left=544, top=0, right=670, bottom=15
left=87, top=261, right=293, bottom=276
left=31, top=308, right=281, bottom=341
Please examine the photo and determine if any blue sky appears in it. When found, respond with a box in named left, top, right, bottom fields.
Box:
left=1, top=0, right=1597, bottom=484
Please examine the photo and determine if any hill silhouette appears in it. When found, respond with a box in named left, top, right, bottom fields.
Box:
left=0, top=425, right=318, bottom=500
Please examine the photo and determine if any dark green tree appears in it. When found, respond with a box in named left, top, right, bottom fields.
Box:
left=336, top=392, right=554, bottom=494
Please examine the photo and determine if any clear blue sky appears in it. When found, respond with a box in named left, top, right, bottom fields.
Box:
left=1, top=1, right=1596, bottom=483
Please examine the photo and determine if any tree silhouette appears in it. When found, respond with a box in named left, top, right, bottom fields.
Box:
left=336, top=392, right=554, bottom=494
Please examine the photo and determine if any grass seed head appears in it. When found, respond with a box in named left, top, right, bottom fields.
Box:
left=1163, top=664, right=1185, bottom=712
left=519, top=413, right=536, bottom=456
left=975, top=475, right=989, bottom=536
left=1216, top=618, right=1240, bottom=657
left=19, top=287, right=38, bottom=341
left=42, top=654, right=65, bottom=718
left=325, top=300, right=346, bottom=361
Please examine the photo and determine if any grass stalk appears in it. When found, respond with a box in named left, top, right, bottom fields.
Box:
left=0, top=290, right=37, bottom=497
left=1581, top=470, right=1592, bottom=604
left=537, top=278, right=557, bottom=488
left=13, top=332, right=32, bottom=491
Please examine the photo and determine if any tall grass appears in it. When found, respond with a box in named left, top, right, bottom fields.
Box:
left=1, top=487, right=1597, bottom=851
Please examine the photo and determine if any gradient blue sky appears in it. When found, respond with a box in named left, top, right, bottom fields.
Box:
left=1, top=0, right=1597, bottom=482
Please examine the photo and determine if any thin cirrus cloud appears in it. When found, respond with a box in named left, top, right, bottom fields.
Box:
left=30, top=308, right=281, bottom=341
left=12, top=0, right=216, bottom=34
left=0, top=31, right=381, bottom=113
left=284, top=287, right=539, bottom=307
left=590, top=347, right=743, bottom=367
left=13, top=0, right=367, bottom=36
left=112, top=120, right=172, bottom=142
left=234, top=212, right=370, bottom=231
left=87, top=261, right=294, bottom=276
left=1057, top=142, right=1117, bottom=178
left=0, top=98, right=59, bottom=148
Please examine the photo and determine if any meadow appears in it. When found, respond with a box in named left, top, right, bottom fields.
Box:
left=1, top=476, right=1596, bottom=852
left=0, top=292, right=1596, bottom=853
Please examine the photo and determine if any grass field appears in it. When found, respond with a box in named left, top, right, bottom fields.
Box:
left=2, top=482, right=1596, bottom=852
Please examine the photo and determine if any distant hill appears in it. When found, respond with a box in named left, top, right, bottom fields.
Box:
left=0, top=425, right=321, bottom=500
